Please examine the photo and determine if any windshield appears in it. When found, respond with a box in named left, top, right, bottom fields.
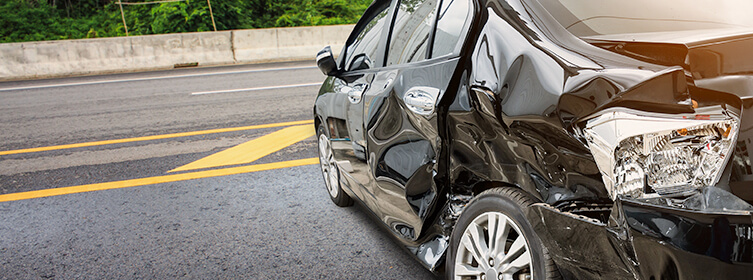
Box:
left=538, top=0, right=753, bottom=37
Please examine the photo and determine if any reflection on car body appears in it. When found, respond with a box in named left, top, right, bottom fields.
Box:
left=314, top=0, right=753, bottom=279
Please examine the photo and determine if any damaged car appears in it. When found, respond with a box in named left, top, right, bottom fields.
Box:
left=313, top=0, right=753, bottom=278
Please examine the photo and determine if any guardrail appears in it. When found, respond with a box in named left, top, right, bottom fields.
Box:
left=0, top=25, right=354, bottom=81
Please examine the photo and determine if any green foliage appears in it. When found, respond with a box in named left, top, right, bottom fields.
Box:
left=149, top=1, right=211, bottom=33
left=272, top=0, right=371, bottom=27
left=0, top=0, right=374, bottom=43
left=1, top=0, right=73, bottom=42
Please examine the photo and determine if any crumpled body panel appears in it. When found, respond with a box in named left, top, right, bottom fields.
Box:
left=313, top=0, right=753, bottom=277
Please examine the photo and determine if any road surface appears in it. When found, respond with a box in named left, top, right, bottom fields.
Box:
left=0, top=61, right=437, bottom=279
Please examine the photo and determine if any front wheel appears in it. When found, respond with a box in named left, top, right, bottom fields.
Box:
left=446, top=187, right=560, bottom=280
left=317, top=123, right=353, bottom=207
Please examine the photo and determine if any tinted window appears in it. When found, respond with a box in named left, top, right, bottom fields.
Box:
left=345, top=2, right=391, bottom=71
left=386, top=0, right=438, bottom=66
left=432, top=0, right=471, bottom=57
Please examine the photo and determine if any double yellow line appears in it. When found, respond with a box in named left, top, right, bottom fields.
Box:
left=0, top=120, right=318, bottom=203
left=0, top=120, right=314, bottom=156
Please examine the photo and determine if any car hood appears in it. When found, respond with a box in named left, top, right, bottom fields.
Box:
left=582, top=28, right=753, bottom=47
left=582, top=28, right=753, bottom=83
left=556, top=29, right=753, bottom=125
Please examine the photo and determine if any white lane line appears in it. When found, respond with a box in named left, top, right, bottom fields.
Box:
left=0, top=65, right=318, bottom=92
left=191, top=82, right=322, bottom=95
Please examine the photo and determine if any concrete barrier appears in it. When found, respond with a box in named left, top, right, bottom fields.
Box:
left=233, top=25, right=351, bottom=64
left=0, top=25, right=354, bottom=81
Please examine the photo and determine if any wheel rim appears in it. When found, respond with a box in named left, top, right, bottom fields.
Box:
left=318, top=133, right=339, bottom=198
left=454, top=212, right=533, bottom=280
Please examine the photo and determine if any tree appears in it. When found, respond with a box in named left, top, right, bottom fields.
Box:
left=0, top=0, right=374, bottom=43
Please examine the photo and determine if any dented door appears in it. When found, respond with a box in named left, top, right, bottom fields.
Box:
left=363, top=59, right=460, bottom=241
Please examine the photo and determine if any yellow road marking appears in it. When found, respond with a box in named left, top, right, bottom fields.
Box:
left=0, top=158, right=319, bottom=202
left=0, top=120, right=314, bottom=156
left=169, top=124, right=316, bottom=172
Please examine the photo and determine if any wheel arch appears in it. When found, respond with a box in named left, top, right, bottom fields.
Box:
left=468, top=180, right=536, bottom=201
left=314, top=115, right=322, bottom=131
left=444, top=186, right=562, bottom=279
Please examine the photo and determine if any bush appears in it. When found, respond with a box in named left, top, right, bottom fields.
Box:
left=0, top=0, right=373, bottom=43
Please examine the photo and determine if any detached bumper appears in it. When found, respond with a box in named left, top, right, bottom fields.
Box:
left=528, top=199, right=753, bottom=279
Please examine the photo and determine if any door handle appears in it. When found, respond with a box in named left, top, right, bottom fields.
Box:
left=346, top=84, right=368, bottom=103
left=403, top=87, right=440, bottom=115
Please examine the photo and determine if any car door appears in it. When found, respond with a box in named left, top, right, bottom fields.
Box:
left=325, top=0, right=395, bottom=212
left=362, top=0, right=473, bottom=241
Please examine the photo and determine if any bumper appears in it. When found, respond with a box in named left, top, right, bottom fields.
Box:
left=528, top=198, right=753, bottom=279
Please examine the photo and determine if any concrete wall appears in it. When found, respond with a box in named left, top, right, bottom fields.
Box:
left=233, top=25, right=352, bottom=64
left=0, top=25, right=354, bottom=81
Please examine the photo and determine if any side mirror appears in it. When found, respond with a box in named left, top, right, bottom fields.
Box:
left=349, top=53, right=372, bottom=71
left=316, top=46, right=339, bottom=76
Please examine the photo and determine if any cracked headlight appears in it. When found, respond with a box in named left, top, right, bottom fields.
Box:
left=583, top=107, right=738, bottom=200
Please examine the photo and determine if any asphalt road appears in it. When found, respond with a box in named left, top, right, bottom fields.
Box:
left=0, top=62, right=437, bottom=279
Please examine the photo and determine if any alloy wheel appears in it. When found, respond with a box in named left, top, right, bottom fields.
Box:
left=318, top=133, right=339, bottom=198
left=454, top=211, right=533, bottom=280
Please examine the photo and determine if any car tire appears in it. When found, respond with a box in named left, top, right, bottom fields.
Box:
left=446, top=187, right=560, bottom=280
left=317, top=123, right=353, bottom=207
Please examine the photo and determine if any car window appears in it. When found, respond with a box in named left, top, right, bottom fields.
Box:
left=386, top=0, right=438, bottom=66
left=431, top=0, right=471, bottom=57
left=344, top=2, right=391, bottom=71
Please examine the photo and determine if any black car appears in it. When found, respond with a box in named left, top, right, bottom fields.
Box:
left=313, top=0, right=753, bottom=279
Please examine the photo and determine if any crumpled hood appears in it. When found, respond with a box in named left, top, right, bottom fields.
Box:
left=582, top=28, right=753, bottom=83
